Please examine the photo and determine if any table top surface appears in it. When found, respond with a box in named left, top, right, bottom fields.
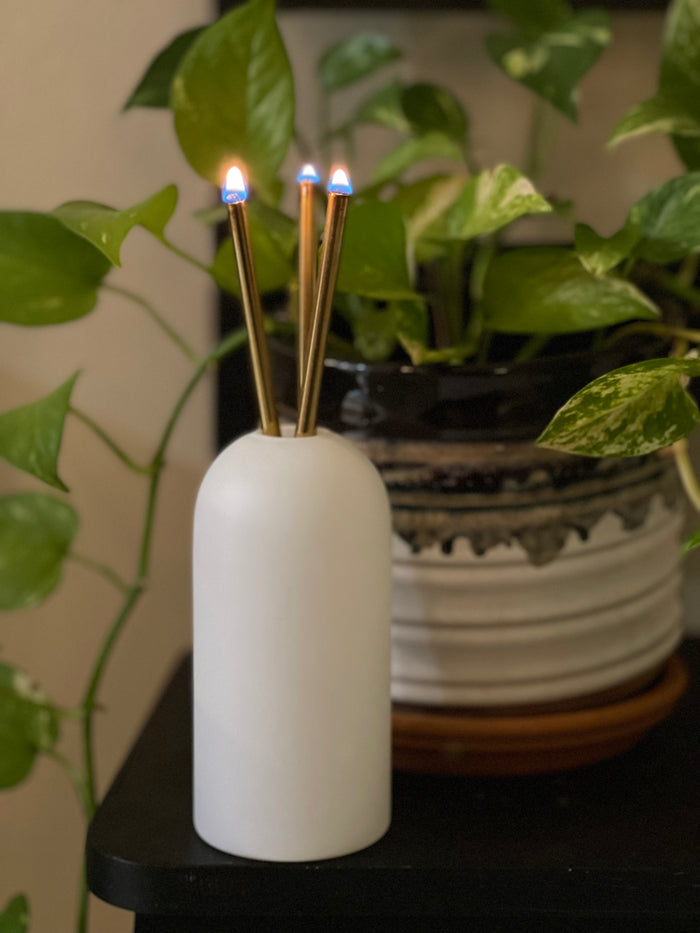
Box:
left=87, top=641, right=700, bottom=921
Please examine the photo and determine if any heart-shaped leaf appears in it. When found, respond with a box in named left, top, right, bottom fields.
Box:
left=401, top=83, right=468, bottom=142
left=0, top=894, right=28, bottom=933
left=609, top=0, right=700, bottom=158
left=336, top=201, right=415, bottom=300
left=52, top=186, right=177, bottom=267
left=213, top=201, right=296, bottom=296
left=574, top=222, right=640, bottom=275
left=0, top=213, right=110, bottom=326
left=318, top=33, right=402, bottom=92
left=482, top=247, right=659, bottom=334
left=171, top=0, right=294, bottom=194
left=486, top=8, right=611, bottom=121
left=370, top=132, right=465, bottom=188
left=627, top=172, right=700, bottom=264
left=437, top=164, right=552, bottom=241
left=0, top=494, right=78, bottom=611
left=331, top=80, right=411, bottom=138
left=0, top=663, right=59, bottom=788
left=0, top=373, right=79, bottom=491
left=538, top=357, right=700, bottom=456
left=124, top=27, right=205, bottom=109
left=393, top=174, right=469, bottom=263
left=608, top=93, right=700, bottom=148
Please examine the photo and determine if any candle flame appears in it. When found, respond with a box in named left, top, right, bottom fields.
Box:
left=297, top=163, right=320, bottom=184
left=222, top=165, right=248, bottom=204
left=328, top=167, right=352, bottom=196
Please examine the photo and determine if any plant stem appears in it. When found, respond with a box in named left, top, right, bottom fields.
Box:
left=78, top=324, right=247, bottom=820
left=75, top=328, right=246, bottom=933
left=103, top=284, right=199, bottom=363
left=642, top=268, right=700, bottom=313
left=673, top=439, right=700, bottom=513
left=524, top=97, right=557, bottom=184
left=158, top=236, right=213, bottom=275
left=69, top=407, right=154, bottom=475
left=47, top=749, right=92, bottom=816
left=679, top=254, right=700, bottom=287
left=67, top=552, right=131, bottom=594
left=436, top=241, right=466, bottom=348
left=515, top=333, right=551, bottom=363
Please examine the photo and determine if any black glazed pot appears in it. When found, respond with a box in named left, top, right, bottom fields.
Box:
left=271, top=334, right=663, bottom=443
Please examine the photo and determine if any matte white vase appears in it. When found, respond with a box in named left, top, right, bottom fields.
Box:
left=192, top=427, right=392, bottom=861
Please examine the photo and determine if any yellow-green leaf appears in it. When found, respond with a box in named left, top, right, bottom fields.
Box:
left=483, top=247, right=659, bottom=334
left=52, top=186, right=178, bottom=266
left=0, top=664, right=59, bottom=788
left=538, top=357, right=700, bottom=456
left=171, top=0, right=293, bottom=195
left=0, top=894, right=28, bottom=933
left=0, top=373, right=79, bottom=491
left=0, top=213, right=110, bottom=326
left=0, top=494, right=78, bottom=611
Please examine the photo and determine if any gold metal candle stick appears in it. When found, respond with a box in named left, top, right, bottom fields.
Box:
left=297, top=164, right=320, bottom=406
left=296, top=168, right=352, bottom=438
left=223, top=166, right=280, bottom=437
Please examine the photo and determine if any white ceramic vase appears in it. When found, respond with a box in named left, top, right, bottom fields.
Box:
left=192, top=427, right=392, bottom=861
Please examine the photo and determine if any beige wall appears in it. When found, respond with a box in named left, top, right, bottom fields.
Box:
left=0, top=5, right=693, bottom=933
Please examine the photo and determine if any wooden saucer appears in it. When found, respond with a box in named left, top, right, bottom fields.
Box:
left=392, top=654, right=688, bottom=776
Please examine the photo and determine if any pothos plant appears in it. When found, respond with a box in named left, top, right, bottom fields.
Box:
left=2, top=0, right=700, bottom=929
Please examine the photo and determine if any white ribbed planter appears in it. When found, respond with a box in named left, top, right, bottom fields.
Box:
left=391, top=497, right=683, bottom=707
left=356, top=438, right=684, bottom=711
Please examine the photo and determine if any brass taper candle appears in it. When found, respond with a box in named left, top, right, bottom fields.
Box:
left=296, top=168, right=352, bottom=438
left=297, top=164, right=320, bottom=405
left=223, top=166, right=280, bottom=437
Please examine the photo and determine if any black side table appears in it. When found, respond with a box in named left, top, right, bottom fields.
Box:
left=87, top=642, right=700, bottom=933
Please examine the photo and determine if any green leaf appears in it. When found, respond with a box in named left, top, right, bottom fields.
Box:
left=401, top=83, right=468, bottom=142
left=318, top=33, right=402, bottom=92
left=608, top=1, right=700, bottom=156
left=682, top=525, right=700, bottom=555
left=0, top=894, right=28, bottom=933
left=212, top=201, right=296, bottom=296
left=395, top=174, right=469, bottom=234
left=171, top=0, right=294, bottom=195
left=608, top=94, right=700, bottom=148
left=370, top=132, right=465, bottom=188
left=124, top=27, right=205, bottom=109
left=0, top=373, right=79, bottom=491
left=0, top=663, right=59, bottom=788
left=351, top=305, right=400, bottom=362
left=482, top=247, right=659, bottom=334
left=52, top=186, right=178, bottom=266
left=193, top=204, right=228, bottom=226
left=336, top=201, right=415, bottom=301
left=0, top=493, right=78, bottom=611
left=538, top=357, right=700, bottom=456
left=673, top=135, right=700, bottom=170
left=574, top=222, right=639, bottom=275
left=627, top=172, right=700, bottom=264
left=331, top=80, right=411, bottom=137
left=437, top=164, right=552, bottom=241
left=660, top=0, right=700, bottom=97
left=486, top=0, right=571, bottom=36
left=0, top=213, right=110, bottom=326
left=486, top=8, right=611, bottom=121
